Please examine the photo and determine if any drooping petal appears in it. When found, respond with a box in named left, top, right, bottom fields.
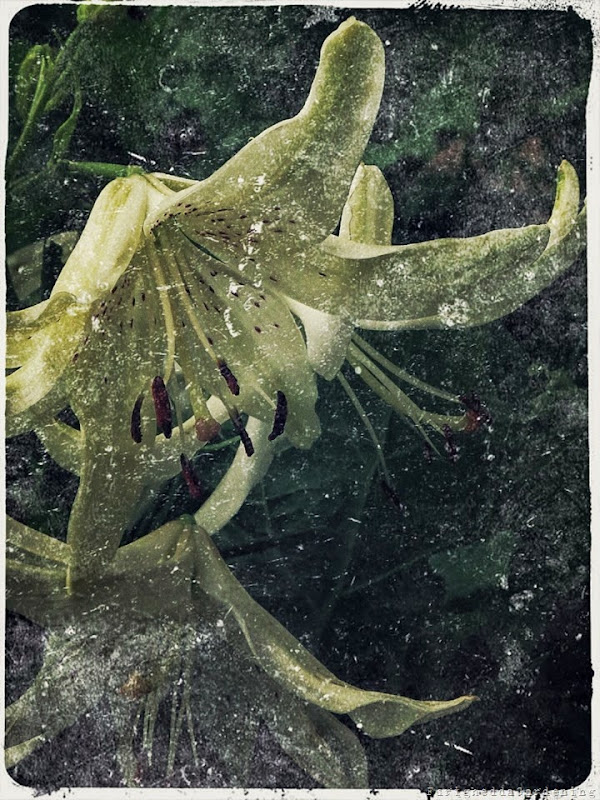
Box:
left=6, top=175, right=160, bottom=437
left=454, top=203, right=586, bottom=329
left=277, top=224, right=548, bottom=323
left=62, top=244, right=175, bottom=586
left=6, top=297, right=89, bottom=437
left=50, top=174, right=150, bottom=303
left=7, top=293, right=71, bottom=368
left=547, top=159, right=580, bottom=247
left=286, top=163, right=394, bottom=378
left=191, top=522, right=477, bottom=738
left=147, top=18, right=385, bottom=276
left=339, top=162, right=394, bottom=246
left=274, top=161, right=583, bottom=334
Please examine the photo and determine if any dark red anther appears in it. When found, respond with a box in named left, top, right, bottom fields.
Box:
left=218, top=360, right=240, bottom=396
left=180, top=453, right=203, bottom=499
left=381, top=480, right=405, bottom=513
left=232, top=415, right=254, bottom=457
left=443, top=424, right=459, bottom=463
left=151, top=376, right=172, bottom=439
left=268, top=391, right=288, bottom=441
left=195, top=417, right=221, bottom=442
left=460, top=392, right=492, bottom=432
left=130, top=395, right=144, bottom=444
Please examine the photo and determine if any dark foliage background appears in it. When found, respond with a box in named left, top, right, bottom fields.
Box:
left=6, top=2, right=591, bottom=790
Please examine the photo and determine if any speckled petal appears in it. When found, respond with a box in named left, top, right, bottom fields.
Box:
left=192, top=523, right=477, bottom=738
left=147, top=18, right=385, bottom=278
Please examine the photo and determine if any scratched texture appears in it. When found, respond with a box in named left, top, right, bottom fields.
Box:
left=5, top=3, right=591, bottom=790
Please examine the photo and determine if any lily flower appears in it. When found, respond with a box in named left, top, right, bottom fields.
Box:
left=6, top=16, right=586, bottom=587
left=6, top=512, right=477, bottom=787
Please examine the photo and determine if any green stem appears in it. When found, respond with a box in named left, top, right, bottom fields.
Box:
left=59, top=159, right=147, bottom=179
left=7, top=14, right=99, bottom=182
left=6, top=56, right=54, bottom=180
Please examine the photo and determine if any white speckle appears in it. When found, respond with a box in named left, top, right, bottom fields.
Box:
left=354, top=365, right=362, bottom=375
left=216, top=619, right=224, bottom=628
left=431, top=42, right=439, bottom=50
left=303, top=6, right=339, bottom=28
left=376, top=278, right=384, bottom=288
left=509, top=589, right=534, bottom=613
left=439, top=299, right=470, bottom=327
left=224, top=307, right=241, bottom=338
left=453, top=743, right=474, bottom=755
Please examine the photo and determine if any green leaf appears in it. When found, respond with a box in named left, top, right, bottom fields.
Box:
left=429, top=528, right=517, bottom=602
left=50, top=79, right=82, bottom=163
left=15, top=44, right=54, bottom=123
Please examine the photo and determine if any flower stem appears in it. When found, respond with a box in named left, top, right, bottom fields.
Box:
left=59, top=159, right=146, bottom=179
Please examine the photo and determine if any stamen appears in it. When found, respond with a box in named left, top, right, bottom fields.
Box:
left=231, top=413, right=254, bottom=457
left=218, top=360, right=240, bottom=396
left=347, top=342, right=467, bottom=435
left=381, top=480, right=405, bottom=513
left=352, top=333, right=460, bottom=404
left=152, top=375, right=173, bottom=439
left=146, top=239, right=176, bottom=382
left=460, top=392, right=492, bottom=432
left=337, top=372, right=390, bottom=483
left=195, top=417, right=221, bottom=442
left=180, top=453, right=203, bottom=499
left=160, top=233, right=218, bottom=365
left=268, top=390, right=288, bottom=441
left=130, top=395, right=144, bottom=444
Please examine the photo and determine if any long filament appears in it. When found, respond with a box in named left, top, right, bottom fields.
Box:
left=337, top=372, right=390, bottom=483
left=146, top=239, right=176, bottom=383
left=352, top=332, right=460, bottom=404
left=347, top=342, right=467, bottom=433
